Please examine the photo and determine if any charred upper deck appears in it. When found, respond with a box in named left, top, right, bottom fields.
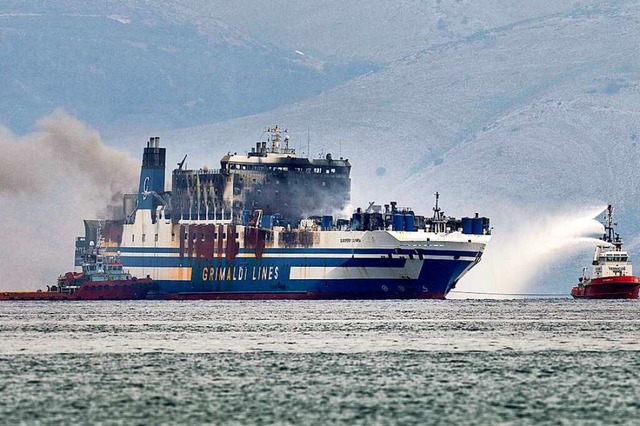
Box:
left=171, top=126, right=351, bottom=221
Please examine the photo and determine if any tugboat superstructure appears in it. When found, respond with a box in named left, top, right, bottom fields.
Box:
left=1, top=236, right=155, bottom=301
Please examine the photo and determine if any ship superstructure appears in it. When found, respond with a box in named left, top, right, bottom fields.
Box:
left=75, top=129, right=491, bottom=300
left=171, top=126, right=350, bottom=222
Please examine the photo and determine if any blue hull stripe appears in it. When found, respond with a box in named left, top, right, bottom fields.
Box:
left=111, top=246, right=478, bottom=257
left=121, top=256, right=410, bottom=268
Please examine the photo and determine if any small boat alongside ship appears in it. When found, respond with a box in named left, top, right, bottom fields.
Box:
left=0, top=242, right=155, bottom=301
left=571, top=205, right=640, bottom=299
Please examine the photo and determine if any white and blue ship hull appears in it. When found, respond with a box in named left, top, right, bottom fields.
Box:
left=100, top=211, right=489, bottom=300
left=82, top=134, right=491, bottom=300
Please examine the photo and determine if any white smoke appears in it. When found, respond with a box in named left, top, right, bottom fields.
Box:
left=454, top=203, right=606, bottom=298
left=333, top=203, right=354, bottom=220
left=0, top=110, right=139, bottom=290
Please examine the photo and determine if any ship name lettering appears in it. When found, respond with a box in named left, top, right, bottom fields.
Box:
left=251, top=265, right=280, bottom=281
left=201, top=265, right=250, bottom=282
left=202, top=265, right=279, bottom=281
left=340, top=238, right=361, bottom=243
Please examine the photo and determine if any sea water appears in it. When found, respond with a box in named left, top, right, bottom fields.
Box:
left=1, top=299, right=639, bottom=425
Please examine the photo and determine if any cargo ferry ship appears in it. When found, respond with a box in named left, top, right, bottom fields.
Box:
left=75, top=127, right=491, bottom=299
left=571, top=205, right=639, bottom=299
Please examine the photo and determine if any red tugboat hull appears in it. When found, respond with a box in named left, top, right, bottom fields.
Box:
left=571, top=275, right=640, bottom=299
left=0, top=278, right=155, bottom=301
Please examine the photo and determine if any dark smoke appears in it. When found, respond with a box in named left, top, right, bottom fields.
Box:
left=0, top=110, right=139, bottom=290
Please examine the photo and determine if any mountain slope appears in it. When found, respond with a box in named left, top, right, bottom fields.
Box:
left=189, top=0, right=606, bottom=62
left=0, top=1, right=375, bottom=134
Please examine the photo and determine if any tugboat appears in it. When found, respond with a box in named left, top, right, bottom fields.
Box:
left=0, top=241, right=155, bottom=301
left=571, top=205, right=640, bottom=299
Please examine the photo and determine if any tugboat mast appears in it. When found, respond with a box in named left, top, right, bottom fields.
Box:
left=602, top=204, right=623, bottom=251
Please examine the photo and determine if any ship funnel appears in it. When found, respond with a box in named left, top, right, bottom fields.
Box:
left=148, top=136, right=160, bottom=148
left=137, top=136, right=167, bottom=211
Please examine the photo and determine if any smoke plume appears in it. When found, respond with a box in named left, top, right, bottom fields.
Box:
left=0, top=110, right=139, bottom=290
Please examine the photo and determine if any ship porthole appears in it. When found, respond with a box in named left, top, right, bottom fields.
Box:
left=382, top=285, right=388, bottom=292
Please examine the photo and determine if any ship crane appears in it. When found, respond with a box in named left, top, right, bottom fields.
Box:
left=177, top=154, right=188, bottom=170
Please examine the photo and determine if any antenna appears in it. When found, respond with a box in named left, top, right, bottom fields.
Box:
left=433, top=192, right=440, bottom=219
left=307, top=126, right=310, bottom=159
left=432, top=192, right=446, bottom=233
left=603, top=204, right=615, bottom=243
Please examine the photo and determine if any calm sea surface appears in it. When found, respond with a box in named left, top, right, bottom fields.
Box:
left=1, top=299, right=639, bottom=425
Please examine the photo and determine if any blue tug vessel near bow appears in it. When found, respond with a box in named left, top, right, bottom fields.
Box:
left=76, top=127, right=491, bottom=299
